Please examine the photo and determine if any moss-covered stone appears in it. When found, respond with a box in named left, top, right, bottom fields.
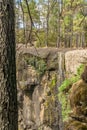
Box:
left=70, top=80, right=87, bottom=108
left=65, top=79, right=87, bottom=130
left=43, top=72, right=59, bottom=127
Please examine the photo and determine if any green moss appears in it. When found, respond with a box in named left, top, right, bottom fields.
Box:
left=59, top=79, right=71, bottom=92
left=59, top=64, right=84, bottom=92
left=58, top=92, right=71, bottom=121
left=58, top=64, right=85, bottom=121
left=77, top=64, right=85, bottom=76
left=44, top=74, right=57, bottom=126
left=44, top=89, right=56, bottom=122
left=49, top=74, right=57, bottom=89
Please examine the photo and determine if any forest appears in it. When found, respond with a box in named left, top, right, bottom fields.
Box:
left=0, top=0, right=87, bottom=130
left=15, top=0, right=87, bottom=47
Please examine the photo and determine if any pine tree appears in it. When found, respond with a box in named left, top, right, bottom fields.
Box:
left=0, top=1, right=18, bottom=129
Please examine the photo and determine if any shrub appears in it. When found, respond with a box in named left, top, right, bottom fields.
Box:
left=25, top=56, right=47, bottom=76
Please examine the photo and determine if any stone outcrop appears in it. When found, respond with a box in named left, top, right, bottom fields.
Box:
left=65, top=49, right=87, bottom=76
left=64, top=79, right=87, bottom=130
left=17, top=46, right=87, bottom=130
left=17, top=47, right=63, bottom=130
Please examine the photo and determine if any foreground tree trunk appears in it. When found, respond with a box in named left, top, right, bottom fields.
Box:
left=0, top=1, right=18, bottom=130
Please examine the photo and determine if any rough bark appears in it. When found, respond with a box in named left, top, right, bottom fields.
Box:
left=0, top=0, right=18, bottom=130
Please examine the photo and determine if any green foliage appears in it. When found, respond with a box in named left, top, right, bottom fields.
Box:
left=16, top=29, right=25, bottom=44
left=25, top=56, right=47, bottom=76
left=29, top=0, right=40, bottom=22
left=36, top=31, right=46, bottom=47
left=59, top=79, right=71, bottom=92
left=64, top=15, right=72, bottom=27
left=49, top=74, right=57, bottom=89
left=36, top=59, right=47, bottom=76
left=43, top=72, right=57, bottom=125
left=58, top=64, right=84, bottom=121
left=48, top=33, right=57, bottom=47
left=15, top=0, right=87, bottom=47
left=36, top=30, right=57, bottom=47
left=59, top=64, right=84, bottom=92
left=58, top=93, right=71, bottom=121
left=77, top=64, right=85, bottom=76
left=22, top=0, right=39, bottom=22
left=25, top=56, right=35, bottom=66
left=51, top=77, right=56, bottom=87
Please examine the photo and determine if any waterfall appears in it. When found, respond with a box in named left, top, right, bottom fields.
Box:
left=57, top=51, right=65, bottom=130
left=58, top=52, right=65, bottom=87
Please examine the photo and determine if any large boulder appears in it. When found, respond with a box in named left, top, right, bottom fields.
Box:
left=65, top=79, right=87, bottom=130
left=65, top=50, right=87, bottom=76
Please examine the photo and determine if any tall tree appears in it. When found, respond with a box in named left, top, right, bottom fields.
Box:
left=0, top=0, right=18, bottom=130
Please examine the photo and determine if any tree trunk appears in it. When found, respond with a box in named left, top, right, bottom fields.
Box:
left=56, top=0, right=61, bottom=48
left=20, top=0, right=26, bottom=44
left=0, top=1, right=18, bottom=130
left=45, top=0, right=50, bottom=47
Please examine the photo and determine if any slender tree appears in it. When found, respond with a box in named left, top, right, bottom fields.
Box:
left=20, top=0, right=26, bottom=44
left=0, top=0, right=18, bottom=130
left=45, top=0, right=50, bottom=47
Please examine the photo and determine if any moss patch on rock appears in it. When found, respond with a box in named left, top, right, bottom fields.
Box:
left=44, top=73, right=58, bottom=127
left=58, top=64, right=85, bottom=121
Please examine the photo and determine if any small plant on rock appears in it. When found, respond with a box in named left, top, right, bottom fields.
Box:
left=58, top=64, right=85, bottom=121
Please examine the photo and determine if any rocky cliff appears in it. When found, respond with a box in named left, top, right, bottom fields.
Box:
left=64, top=79, right=87, bottom=130
left=62, top=50, right=87, bottom=130
left=17, top=46, right=87, bottom=130
left=17, top=47, right=63, bottom=130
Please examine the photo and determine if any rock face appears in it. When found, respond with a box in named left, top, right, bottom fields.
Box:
left=17, top=47, right=63, bottom=130
left=17, top=46, right=87, bottom=130
left=64, top=50, right=87, bottom=130
left=64, top=79, right=87, bottom=130
left=65, top=49, right=87, bottom=76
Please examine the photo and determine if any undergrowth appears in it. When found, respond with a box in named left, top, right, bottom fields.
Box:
left=58, top=64, right=85, bottom=121
left=25, top=56, right=47, bottom=76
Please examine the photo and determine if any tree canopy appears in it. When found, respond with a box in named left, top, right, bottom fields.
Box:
left=15, top=0, right=87, bottom=47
